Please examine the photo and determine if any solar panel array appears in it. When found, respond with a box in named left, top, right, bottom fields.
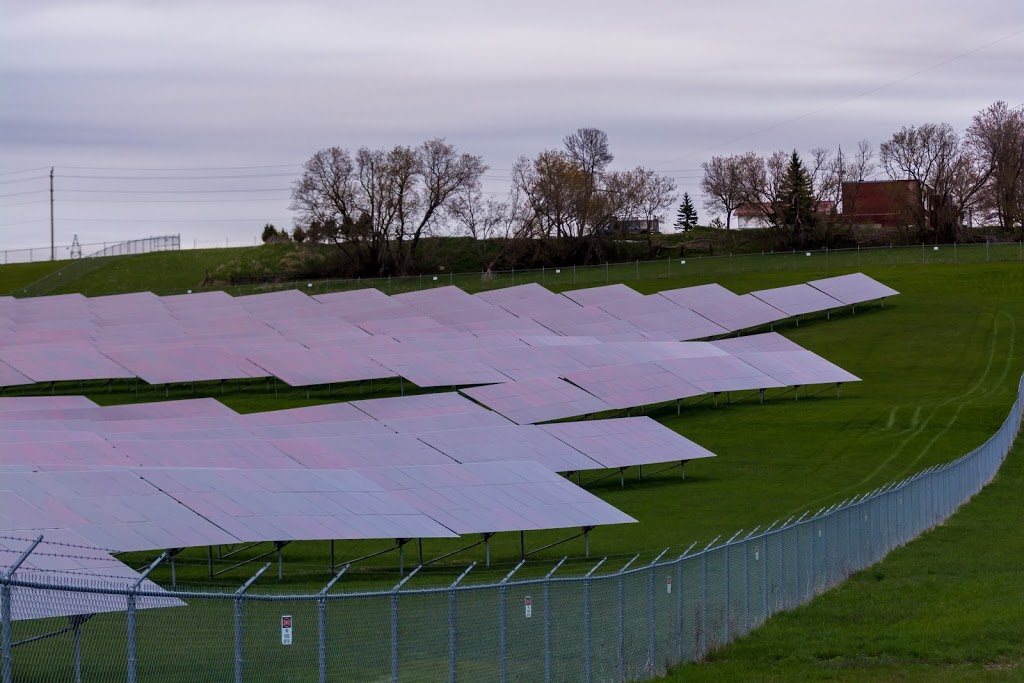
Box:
left=0, top=273, right=896, bottom=619
left=0, top=273, right=895, bottom=389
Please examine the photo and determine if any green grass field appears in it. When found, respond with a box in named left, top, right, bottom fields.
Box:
left=4, top=255, right=1024, bottom=680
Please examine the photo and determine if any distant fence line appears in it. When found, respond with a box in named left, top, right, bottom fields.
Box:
left=10, top=236, right=180, bottom=298
left=3, top=373, right=1021, bottom=681
left=192, top=239, right=1024, bottom=299
left=1, top=235, right=181, bottom=266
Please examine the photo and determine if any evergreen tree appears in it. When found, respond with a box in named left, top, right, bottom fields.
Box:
left=674, top=193, right=699, bottom=231
left=777, top=151, right=817, bottom=246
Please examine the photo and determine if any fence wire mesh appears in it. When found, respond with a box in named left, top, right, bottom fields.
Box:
left=3, top=372, right=1022, bottom=682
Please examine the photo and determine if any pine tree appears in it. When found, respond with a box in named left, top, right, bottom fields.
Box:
left=674, top=193, right=699, bottom=232
left=777, top=151, right=817, bottom=246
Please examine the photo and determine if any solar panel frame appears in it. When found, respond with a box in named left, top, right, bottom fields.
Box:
left=540, top=417, right=717, bottom=468
left=807, top=272, right=900, bottom=305
left=563, top=362, right=705, bottom=409
left=749, top=283, right=845, bottom=316
left=415, top=425, right=602, bottom=472
left=561, top=284, right=644, bottom=307
left=461, top=377, right=613, bottom=424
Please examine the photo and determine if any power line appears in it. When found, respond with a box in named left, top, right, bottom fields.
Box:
left=57, top=187, right=292, bottom=195
left=58, top=197, right=289, bottom=204
left=0, top=189, right=46, bottom=199
left=0, top=166, right=50, bottom=177
left=59, top=217, right=292, bottom=223
left=60, top=163, right=303, bottom=171
left=57, top=172, right=299, bottom=181
left=0, top=175, right=48, bottom=185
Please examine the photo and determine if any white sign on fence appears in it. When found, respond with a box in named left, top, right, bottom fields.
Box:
left=524, top=596, right=532, bottom=619
left=281, top=615, right=293, bottom=645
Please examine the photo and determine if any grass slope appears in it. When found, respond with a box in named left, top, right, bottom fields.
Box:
left=7, top=261, right=1024, bottom=681
left=662, top=439, right=1024, bottom=682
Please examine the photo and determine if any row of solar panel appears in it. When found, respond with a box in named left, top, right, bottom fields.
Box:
left=0, top=273, right=896, bottom=387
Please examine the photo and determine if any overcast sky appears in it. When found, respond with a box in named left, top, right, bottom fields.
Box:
left=1, top=1, right=1021, bottom=254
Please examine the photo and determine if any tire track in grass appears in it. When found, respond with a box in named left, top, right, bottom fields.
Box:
left=792, top=311, right=1007, bottom=514
left=891, top=311, right=1015, bottom=481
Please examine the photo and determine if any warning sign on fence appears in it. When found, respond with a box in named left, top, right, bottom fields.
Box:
left=281, top=615, right=293, bottom=645
left=525, top=596, right=532, bottom=619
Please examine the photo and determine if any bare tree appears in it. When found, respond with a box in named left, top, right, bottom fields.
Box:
left=291, top=139, right=485, bottom=274
left=622, top=167, right=677, bottom=255
left=967, top=101, right=1024, bottom=233
left=880, top=123, right=991, bottom=241
left=700, top=155, right=748, bottom=229
left=563, top=128, right=614, bottom=177
left=735, top=151, right=787, bottom=233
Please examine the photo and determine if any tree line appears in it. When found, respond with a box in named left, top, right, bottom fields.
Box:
left=288, top=129, right=678, bottom=276
left=700, top=101, right=1024, bottom=247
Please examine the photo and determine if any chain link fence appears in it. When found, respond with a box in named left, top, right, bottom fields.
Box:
left=10, top=236, right=180, bottom=298
left=3, top=372, right=1022, bottom=682
left=1, top=236, right=180, bottom=266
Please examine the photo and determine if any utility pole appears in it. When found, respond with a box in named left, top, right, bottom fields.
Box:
left=49, top=167, right=55, bottom=261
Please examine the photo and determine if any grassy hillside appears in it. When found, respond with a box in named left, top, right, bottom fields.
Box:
left=7, top=260, right=1024, bottom=681
left=662, top=439, right=1024, bottom=682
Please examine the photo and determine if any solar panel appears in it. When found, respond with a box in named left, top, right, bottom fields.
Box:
left=356, top=461, right=636, bottom=534
left=563, top=362, right=704, bottom=409
left=625, top=308, right=728, bottom=341
left=0, top=398, right=238, bottom=424
left=711, top=332, right=805, bottom=354
left=452, top=317, right=554, bottom=336
left=0, top=470, right=239, bottom=551
left=807, top=273, right=900, bottom=305
left=1, top=439, right=137, bottom=468
left=314, top=288, right=393, bottom=311
left=160, top=290, right=236, bottom=308
left=657, top=283, right=739, bottom=307
left=352, top=392, right=486, bottom=421
left=240, top=402, right=377, bottom=427
left=475, top=346, right=589, bottom=381
left=0, top=345, right=133, bottom=383
left=555, top=320, right=647, bottom=339
left=270, top=434, right=455, bottom=469
left=750, top=283, right=844, bottom=316
left=138, top=468, right=457, bottom=541
left=528, top=306, right=624, bottom=335
left=355, top=315, right=449, bottom=336
left=416, top=426, right=602, bottom=472
left=673, top=294, right=787, bottom=332
left=562, top=284, right=643, bottom=307
left=247, top=347, right=394, bottom=387
left=491, top=290, right=581, bottom=317
left=250, top=420, right=396, bottom=440
left=104, top=345, right=265, bottom=384
left=393, top=285, right=472, bottom=306
left=87, top=416, right=247, bottom=434
left=656, top=355, right=786, bottom=392
left=461, top=377, right=613, bottom=424
left=369, top=353, right=512, bottom=388
left=736, top=350, right=861, bottom=386
left=0, top=396, right=98, bottom=413
left=108, top=438, right=305, bottom=469
left=382, top=410, right=513, bottom=435
left=475, top=283, right=551, bottom=304
left=236, top=289, right=321, bottom=314
left=540, top=417, right=716, bottom=468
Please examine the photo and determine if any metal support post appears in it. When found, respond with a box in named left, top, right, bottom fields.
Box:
left=499, top=560, right=525, bottom=683
left=543, top=558, right=567, bottom=683
left=234, top=563, right=270, bottom=683
left=390, top=566, right=421, bottom=683
left=647, top=549, right=668, bottom=674
left=583, top=558, right=607, bottom=682
left=447, top=563, right=476, bottom=683
left=129, top=551, right=169, bottom=683
left=617, top=555, right=640, bottom=681
left=698, top=536, right=718, bottom=659
left=2, top=535, right=43, bottom=683
left=721, top=530, right=742, bottom=643
left=318, top=564, right=349, bottom=683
